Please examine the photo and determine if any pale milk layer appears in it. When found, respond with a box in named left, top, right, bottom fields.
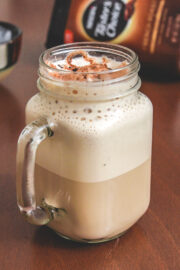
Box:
left=35, top=159, right=151, bottom=240
left=26, top=90, right=152, bottom=183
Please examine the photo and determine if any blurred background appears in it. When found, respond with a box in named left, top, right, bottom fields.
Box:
left=0, top=1, right=179, bottom=270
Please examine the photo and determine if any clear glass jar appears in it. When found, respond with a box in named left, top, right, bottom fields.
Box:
left=16, top=42, right=153, bottom=243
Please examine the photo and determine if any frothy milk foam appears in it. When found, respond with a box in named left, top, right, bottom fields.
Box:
left=26, top=55, right=152, bottom=240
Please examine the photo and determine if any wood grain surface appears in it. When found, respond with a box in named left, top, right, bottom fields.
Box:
left=0, top=1, right=179, bottom=270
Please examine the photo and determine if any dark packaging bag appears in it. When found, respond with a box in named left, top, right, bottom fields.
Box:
left=46, top=0, right=180, bottom=78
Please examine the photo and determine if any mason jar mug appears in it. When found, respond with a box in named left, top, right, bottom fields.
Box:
left=16, top=42, right=153, bottom=243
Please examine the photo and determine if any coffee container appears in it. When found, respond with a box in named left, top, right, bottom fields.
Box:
left=16, top=43, right=153, bottom=243
left=46, top=0, right=180, bottom=77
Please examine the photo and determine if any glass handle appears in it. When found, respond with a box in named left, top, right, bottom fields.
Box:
left=16, top=118, right=54, bottom=225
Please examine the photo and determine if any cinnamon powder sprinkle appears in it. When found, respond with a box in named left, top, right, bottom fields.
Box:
left=72, top=89, right=78, bottom=95
left=46, top=51, right=128, bottom=81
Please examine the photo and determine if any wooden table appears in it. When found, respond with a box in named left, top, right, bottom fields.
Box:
left=0, top=1, right=179, bottom=269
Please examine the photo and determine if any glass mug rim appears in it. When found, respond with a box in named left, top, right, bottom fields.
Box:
left=39, top=42, right=139, bottom=77
left=38, top=42, right=141, bottom=101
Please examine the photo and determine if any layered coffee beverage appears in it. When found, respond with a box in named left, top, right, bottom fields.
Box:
left=17, top=43, right=153, bottom=242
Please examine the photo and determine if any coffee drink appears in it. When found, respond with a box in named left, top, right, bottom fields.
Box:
left=17, top=43, right=153, bottom=242
left=24, top=50, right=152, bottom=241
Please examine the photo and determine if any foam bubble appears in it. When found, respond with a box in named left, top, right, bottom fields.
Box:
left=26, top=58, right=152, bottom=183
left=26, top=91, right=152, bottom=139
